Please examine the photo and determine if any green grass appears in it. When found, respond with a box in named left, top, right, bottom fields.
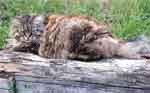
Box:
left=0, top=0, right=150, bottom=48
left=110, top=0, right=150, bottom=40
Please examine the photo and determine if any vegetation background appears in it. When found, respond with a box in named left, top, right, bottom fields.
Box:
left=0, top=0, right=150, bottom=48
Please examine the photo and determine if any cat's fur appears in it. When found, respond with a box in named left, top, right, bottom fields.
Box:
left=38, top=15, right=142, bottom=60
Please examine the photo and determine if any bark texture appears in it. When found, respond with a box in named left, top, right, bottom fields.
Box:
left=0, top=50, right=150, bottom=93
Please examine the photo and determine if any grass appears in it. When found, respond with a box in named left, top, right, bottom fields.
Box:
left=0, top=0, right=150, bottom=48
left=110, top=0, right=150, bottom=39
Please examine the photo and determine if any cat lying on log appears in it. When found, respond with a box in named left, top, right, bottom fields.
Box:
left=6, top=15, right=150, bottom=60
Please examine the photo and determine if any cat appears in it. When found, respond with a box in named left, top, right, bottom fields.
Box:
left=7, top=15, right=150, bottom=60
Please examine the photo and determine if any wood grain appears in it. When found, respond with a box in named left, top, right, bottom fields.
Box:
left=0, top=50, right=150, bottom=93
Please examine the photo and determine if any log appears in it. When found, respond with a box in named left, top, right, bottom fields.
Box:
left=0, top=72, right=15, bottom=93
left=0, top=50, right=150, bottom=93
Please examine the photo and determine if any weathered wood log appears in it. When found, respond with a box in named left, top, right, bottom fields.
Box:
left=0, top=50, right=150, bottom=93
left=0, top=72, right=15, bottom=93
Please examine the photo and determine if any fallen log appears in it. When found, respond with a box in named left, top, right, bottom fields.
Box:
left=0, top=50, right=150, bottom=93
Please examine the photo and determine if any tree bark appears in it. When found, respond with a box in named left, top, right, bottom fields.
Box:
left=0, top=50, right=150, bottom=93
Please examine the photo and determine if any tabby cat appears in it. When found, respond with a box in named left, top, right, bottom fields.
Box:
left=6, top=15, right=150, bottom=60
